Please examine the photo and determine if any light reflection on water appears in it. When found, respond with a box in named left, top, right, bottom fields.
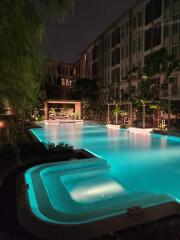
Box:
left=31, top=123, right=180, bottom=200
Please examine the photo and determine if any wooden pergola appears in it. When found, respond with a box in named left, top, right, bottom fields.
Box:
left=107, top=102, right=133, bottom=127
left=44, top=100, right=81, bottom=120
left=140, top=101, right=160, bottom=129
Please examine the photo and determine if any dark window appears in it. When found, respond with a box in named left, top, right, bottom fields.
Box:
left=121, top=47, right=124, bottom=60
left=121, top=89, right=125, bottom=95
left=111, top=69, right=115, bottom=82
left=62, top=67, right=65, bottom=75
left=154, top=0, right=162, bottom=19
left=164, top=22, right=169, bottom=38
left=116, top=28, right=120, bottom=45
left=172, top=46, right=178, bottom=58
left=92, top=62, right=98, bottom=75
left=111, top=51, right=116, bottom=67
left=121, top=26, right=125, bottom=39
left=145, top=28, right=152, bottom=51
left=144, top=54, right=151, bottom=65
left=126, top=66, right=129, bottom=76
left=112, top=30, right=116, bottom=48
left=126, top=23, right=129, bottom=36
left=112, top=68, right=120, bottom=83
left=116, top=48, right=120, bottom=64
left=121, top=68, right=124, bottom=79
left=57, top=65, right=62, bottom=74
left=145, top=1, right=152, bottom=25
left=130, top=86, right=136, bottom=94
left=172, top=15, right=179, bottom=35
left=164, top=0, right=170, bottom=11
left=111, top=48, right=120, bottom=66
left=145, top=0, right=161, bottom=25
left=126, top=45, right=128, bottom=58
left=70, top=68, right=74, bottom=76
left=153, top=23, right=161, bottom=47
left=65, top=68, right=68, bottom=75
left=116, top=68, right=120, bottom=83
left=138, top=37, right=142, bottom=51
left=133, top=40, right=136, bottom=54
left=133, top=16, right=136, bottom=30
left=173, top=0, right=179, bottom=12
left=92, top=46, right=97, bottom=61
left=112, top=28, right=120, bottom=48
left=171, top=77, right=178, bottom=95
left=107, top=38, right=110, bottom=49
left=138, top=61, right=142, bottom=70
left=138, top=12, right=143, bottom=27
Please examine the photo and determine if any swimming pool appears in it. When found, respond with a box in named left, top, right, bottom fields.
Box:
left=18, top=122, right=180, bottom=239
left=31, top=122, right=180, bottom=200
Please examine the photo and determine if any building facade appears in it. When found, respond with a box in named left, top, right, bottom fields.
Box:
left=47, top=60, right=76, bottom=99
left=77, top=0, right=180, bottom=108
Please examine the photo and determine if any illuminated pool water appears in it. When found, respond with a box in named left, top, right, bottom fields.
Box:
left=31, top=122, right=180, bottom=201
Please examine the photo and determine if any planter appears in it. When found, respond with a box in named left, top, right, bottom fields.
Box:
left=153, top=129, right=168, bottom=135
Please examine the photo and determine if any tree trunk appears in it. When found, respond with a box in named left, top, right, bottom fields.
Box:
left=115, top=112, right=118, bottom=125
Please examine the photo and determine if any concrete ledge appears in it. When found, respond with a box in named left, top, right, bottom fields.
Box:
left=129, top=127, right=153, bottom=134
left=106, top=124, right=120, bottom=129
left=44, top=119, right=83, bottom=124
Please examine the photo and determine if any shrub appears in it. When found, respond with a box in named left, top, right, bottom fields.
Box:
left=43, top=142, right=74, bottom=154
left=0, top=144, right=17, bottom=161
left=121, top=124, right=129, bottom=129
left=0, top=139, right=74, bottom=162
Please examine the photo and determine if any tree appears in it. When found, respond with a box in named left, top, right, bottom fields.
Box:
left=0, top=0, right=73, bottom=119
left=141, top=48, right=180, bottom=128
left=143, top=48, right=180, bottom=96
left=72, top=78, right=99, bottom=104
left=72, top=78, right=100, bottom=119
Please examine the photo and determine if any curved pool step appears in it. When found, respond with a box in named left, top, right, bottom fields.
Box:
left=17, top=159, right=180, bottom=240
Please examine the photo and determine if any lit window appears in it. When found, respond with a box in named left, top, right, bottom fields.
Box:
left=61, top=78, right=65, bottom=86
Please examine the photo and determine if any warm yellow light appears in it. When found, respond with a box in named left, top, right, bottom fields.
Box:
left=0, top=121, right=6, bottom=129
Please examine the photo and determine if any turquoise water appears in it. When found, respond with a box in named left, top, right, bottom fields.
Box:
left=31, top=122, right=180, bottom=201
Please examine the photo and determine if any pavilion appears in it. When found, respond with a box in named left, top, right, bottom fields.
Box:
left=44, top=99, right=81, bottom=120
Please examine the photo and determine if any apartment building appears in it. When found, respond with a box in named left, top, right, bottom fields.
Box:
left=47, top=60, right=75, bottom=99
left=77, top=0, right=180, bottom=108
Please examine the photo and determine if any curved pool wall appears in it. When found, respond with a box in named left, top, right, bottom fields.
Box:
left=19, top=157, right=179, bottom=240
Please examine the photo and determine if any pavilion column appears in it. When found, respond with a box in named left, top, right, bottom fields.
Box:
left=157, top=106, right=160, bottom=127
left=129, top=103, right=133, bottom=127
left=107, top=104, right=110, bottom=124
left=142, top=104, right=146, bottom=129
left=44, top=101, right=48, bottom=120
left=75, top=102, right=81, bottom=119
left=167, top=96, right=171, bottom=129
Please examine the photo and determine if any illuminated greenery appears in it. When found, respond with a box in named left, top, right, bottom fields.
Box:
left=140, top=48, right=180, bottom=101
left=0, top=0, right=73, bottom=118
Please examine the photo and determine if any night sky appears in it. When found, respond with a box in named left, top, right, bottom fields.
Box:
left=43, top=0, right=136, bottom=63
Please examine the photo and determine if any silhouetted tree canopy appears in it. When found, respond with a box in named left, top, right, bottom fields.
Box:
left=0, top=0, right=73, bottom=117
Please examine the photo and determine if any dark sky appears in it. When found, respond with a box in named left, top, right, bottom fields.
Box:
left=43, top=0, right=136, bottom=63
